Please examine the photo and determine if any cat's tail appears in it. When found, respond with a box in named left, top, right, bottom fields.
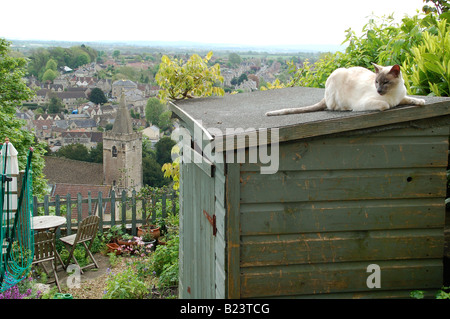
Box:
left=265, top=98, right=326, bottom=116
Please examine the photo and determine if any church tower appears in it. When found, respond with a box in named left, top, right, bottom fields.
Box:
left=103, top=93, right=143, bottom=193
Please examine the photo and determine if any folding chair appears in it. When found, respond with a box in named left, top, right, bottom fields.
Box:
left=59, top=215, right=99, bottom=274
left=32, top=231, right=61, bottom=292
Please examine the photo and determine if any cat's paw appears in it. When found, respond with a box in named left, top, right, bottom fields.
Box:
left=415, top=98, right=426, bottom=106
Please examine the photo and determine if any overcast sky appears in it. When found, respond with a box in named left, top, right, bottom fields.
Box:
left=1, top=0, right=425, bottom=46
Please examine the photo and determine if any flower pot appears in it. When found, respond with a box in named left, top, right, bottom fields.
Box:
left=143, top=239, right=157, bottom=252
left=106, top=243, right=122, bottom=255
left=137, top=225, right=160, bottom=239
left=117, top=238, right=137, bottom=247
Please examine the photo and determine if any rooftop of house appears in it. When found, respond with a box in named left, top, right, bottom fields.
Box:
left=43, top=156, right=104, bottom=185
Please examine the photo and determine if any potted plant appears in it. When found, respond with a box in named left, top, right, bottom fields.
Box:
left=105, top=225, right=125, bottom=255
left=140, top=232, right=157, bottom=252
left=137, top=224, right=160, bottom=239
left=104, top=225, right=124, bottom=244
left=136, top=185, right=168, bottom=239
left=117, top=233, right=137, bottom=247
left=106, top=242, right=122, bottom=255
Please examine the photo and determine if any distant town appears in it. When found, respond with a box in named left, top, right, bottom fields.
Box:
left=13, top=40, right=324, bottom=155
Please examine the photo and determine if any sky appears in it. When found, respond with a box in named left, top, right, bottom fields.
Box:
left=1, top=0, right=425, bottom=47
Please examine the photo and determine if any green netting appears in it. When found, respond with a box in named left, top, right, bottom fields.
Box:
left=0, top=143, right=34, bottom=292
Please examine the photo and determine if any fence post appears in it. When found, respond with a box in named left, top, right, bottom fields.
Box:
left=43, top=195, right=49, bottom=216
left=98, top=191, right=103, bottom=234
left=131, top=190, right=136, bottom=236
left=162, top=193, right=167, bottom=219
left=110, top=190, right=116, bottom=227
left=55, top=194, right=61, bottom=237
left=121, top=190, right=126, bottom=226
left=88, top=191, right=92, bottom=216
left=66, top=193, right=72, bottom=235
left=77, top=193, right=82, bottom=226
left=141, top=196, right=147, bottom=224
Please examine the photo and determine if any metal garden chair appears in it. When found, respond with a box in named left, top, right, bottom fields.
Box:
left=32, top=231, right=61, bottom=292
left=59, top=215, right=99, bottom=274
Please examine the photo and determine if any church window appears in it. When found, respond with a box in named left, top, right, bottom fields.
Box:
left=112, top=146, right=118, bottom=157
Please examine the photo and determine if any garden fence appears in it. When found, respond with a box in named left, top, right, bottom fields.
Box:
left=33, top=189, right=177, bottom=237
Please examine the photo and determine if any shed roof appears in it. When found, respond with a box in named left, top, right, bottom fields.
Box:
left=170, top=87, right=450, bottom=149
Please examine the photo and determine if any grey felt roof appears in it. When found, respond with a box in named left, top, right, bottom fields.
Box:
left=170, top=87, right=450, bottom=147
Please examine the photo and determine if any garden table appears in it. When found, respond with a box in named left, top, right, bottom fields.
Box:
left=32, top=216, right=67, bottom=268
left=32, top=216, right=66, bottom=231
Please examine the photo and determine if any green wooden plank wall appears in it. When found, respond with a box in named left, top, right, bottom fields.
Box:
left=238, top=126, right=449, bottom=298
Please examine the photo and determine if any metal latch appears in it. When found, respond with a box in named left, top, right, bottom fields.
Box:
left=203, top=210, right=216, bottom=236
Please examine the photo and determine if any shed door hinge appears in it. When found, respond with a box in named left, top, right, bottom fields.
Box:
left=203, top=210, right=217, bottom=236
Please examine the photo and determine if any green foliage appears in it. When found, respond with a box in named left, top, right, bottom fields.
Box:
left=423, top=0, right=450, bottom=15
left=145, top=97, right=172, bottom=130
left=88, top=88, right=107, bottom=104
left=27, top=45, right=97, bottom=81
left=411, top=287, right=450, bottom=299
left=161, top=145, right=180, bottom=191
left=402, top=18, right=450, bottom=96
left=150, top=235, right=179, bottom=289
left=156, top=137, right=176, bottom=166
left=45, top=92, right=65, bottom=113
left=142, top=137, right=171, bottom=188
left=143, top=156, right=170, bottom=187
left=283, top=12, right=449, bottom=97
left=0, top=38, right=47, bottom=198
left=55, top=143, right=103, bottom=163
left=103, top=267, right=148, bottom=299
left=156, top=51, right=224, bottom=102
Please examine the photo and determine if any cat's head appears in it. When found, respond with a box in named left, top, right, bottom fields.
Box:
left=372, top=63, right=402, bottom=96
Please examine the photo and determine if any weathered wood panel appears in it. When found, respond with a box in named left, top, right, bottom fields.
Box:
left=226, top=163, right=241, bottom=299
left=240, top=199, right=444, bottom=235
left=240, top=168, right=446, bottom=203
left=240, top=229, right=444, bottom=267
left=214, top=161, right=227, bottom=299
left=238, top=126, right=448, bottom=298
left=179, top=158, right=216, bottom=299
left=241, top=129, right=449, bottom=172
left=240, top=259, right=443, bottom=298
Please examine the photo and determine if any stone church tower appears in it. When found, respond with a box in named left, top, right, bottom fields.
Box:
left=103, top=93, right=143, bottom=193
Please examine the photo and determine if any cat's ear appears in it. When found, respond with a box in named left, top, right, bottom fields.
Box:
left=371, top=63, right=383, bottom=74
left=389, top=64, right=401, bottom=78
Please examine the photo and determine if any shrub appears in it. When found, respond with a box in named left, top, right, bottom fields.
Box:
left=103, top=267, right=148, bottom=299
left=150, top=236, right=179, bottom=289
left=402, top=18, right=449, bottom=96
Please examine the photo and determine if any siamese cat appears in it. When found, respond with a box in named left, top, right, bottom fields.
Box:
left=265, top=63, right=425, bottom=116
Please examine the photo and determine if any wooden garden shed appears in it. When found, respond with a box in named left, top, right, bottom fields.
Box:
left=169, top=86, right=450, bottom=299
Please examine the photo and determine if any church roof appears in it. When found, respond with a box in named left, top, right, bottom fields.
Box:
left=112, top=93, right=134, bottom=134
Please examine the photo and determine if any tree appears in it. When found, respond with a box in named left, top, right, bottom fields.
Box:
left=143, top=156, right=170, bottom=187
left=423, top=0, right=450, bottom=14
left=56, top=143, right=90, bottom=161
left=46, top=92, right=65, bottom=113
left=156, top=51, right=224, bottom=102
left=228, top=52, right=242, bottom=65
left=145, top=97, right=165, bottom=125
left=88, top=142, right=103, bottom=163
left=142, top=137, right=170, bottom=187
left=113, top=50, right=120, bottom=59
left=155, top=137, right=176, bottom=166
left=0, top=38, right=47, bottom=198
left=42, top=68, right=57, bottom=82
left=45, top=58, right=57, bottom=71
left=89, top=88, right=107, bottom=104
